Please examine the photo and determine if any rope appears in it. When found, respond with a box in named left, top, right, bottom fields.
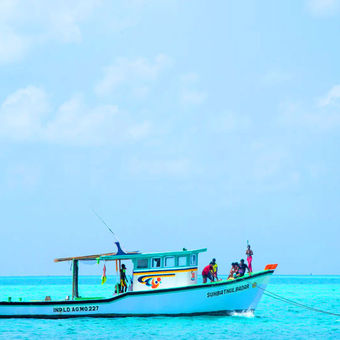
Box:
left=258, top=286, right=340, bottom=317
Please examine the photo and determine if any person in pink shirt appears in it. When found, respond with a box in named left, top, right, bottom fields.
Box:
left=246, top=245, right=253, bottom=273
left=202, top=264, right=213, bottom=283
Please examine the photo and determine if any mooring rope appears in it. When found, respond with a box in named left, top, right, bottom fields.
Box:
left=257, top=286, right=340, bottom=317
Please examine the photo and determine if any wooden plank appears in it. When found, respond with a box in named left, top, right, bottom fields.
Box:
left=72, top=260, right=79, bottom=300
left=54, top=251, right=140, bottom=263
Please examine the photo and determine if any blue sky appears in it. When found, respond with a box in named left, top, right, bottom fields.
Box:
left=0, top=0, right=340, bottom=276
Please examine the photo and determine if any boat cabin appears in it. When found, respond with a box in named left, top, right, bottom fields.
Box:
left=54, top=243, right=207, bottom=299
left=102, top=248, right=207, bottom=291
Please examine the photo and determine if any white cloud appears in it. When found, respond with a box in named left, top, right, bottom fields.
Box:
left=0, top=27, right=30, bottom=64
left=210, top=112, right=251, bottom=133
left=318, top=84, right=340, bottom=106
left=44, top=1, right=100, bottom=43
left=180, top=72, right=199, bottom=85
left=279, top=100, right=340, bottom=130
left=0, top=0, right=101, bottom=63
left=306, top=0, right=340, bottom=16
left=181, top=90, right=207, bottom=105
left=0, top=86, right=50, bottom=140
left=179, top=72, right=207, bottom=106
left=127, top=122, right=152, bottom=140
left=261, top=70, right=292, bottom=86
left=279, top=85, right=340, bottom=130
left=95, top=54, right=173, bottom=97
left=0, top=86, right=152, bottom=146
left=128, top=158, right=190, bottom=177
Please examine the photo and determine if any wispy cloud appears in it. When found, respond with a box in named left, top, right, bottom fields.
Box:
left=0, top=27, right=30, bottom=64
left=279, top=87, right=340, bottom=130
left=179, top=72, right=207, bottom=106
left=318, top=84, right=340, bottom=107
left=306, top=0, right=340, bottom=16
left=0, top=86, right=50, bottom=140
left=0, top=86, right=152, bottom=146
left=95, top=54, right=173, bottom=97
left=128, top=158, right=191, bottom=177
left=0, top=0, right=100, bottom=63
left=261, top=69, right=293, bottom=86
left=209, top=112, right=251, bottom=133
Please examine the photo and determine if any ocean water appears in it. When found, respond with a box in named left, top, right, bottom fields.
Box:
left=0, top=275, right=339, bottom=339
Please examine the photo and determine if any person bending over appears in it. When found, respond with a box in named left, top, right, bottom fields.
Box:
left=202, top=263, right=214, bottom=283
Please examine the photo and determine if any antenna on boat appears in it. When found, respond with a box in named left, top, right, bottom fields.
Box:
left=91, top=208, right=119, bottom=242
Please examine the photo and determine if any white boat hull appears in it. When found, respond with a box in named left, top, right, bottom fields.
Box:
left=0, top=271, right=274, bottom=318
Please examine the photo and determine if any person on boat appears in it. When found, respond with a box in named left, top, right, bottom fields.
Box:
left=228, top=262, right=239, bottom=279
left=202, top=263, right=214, bottom=283
left=236, top=259, right=249, bottom=277
left=120, top=264, right=128, bottom=293
left=211, top=258, right=219, bottom=281
left=246, top=245, right=253, bottom=273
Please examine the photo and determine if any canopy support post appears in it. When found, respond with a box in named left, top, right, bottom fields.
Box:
left=72, top=259, right=79, bottom=300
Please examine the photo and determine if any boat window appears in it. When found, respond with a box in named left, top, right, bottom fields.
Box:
left=151, top=257, right=161, bottom=268
left=190, top=254, right=197, bottom=266
left=164, top=256, right=175, bottom=267
left=178, top=256, right=187, bottom=266
left=136, top=258, right=148, bottom=269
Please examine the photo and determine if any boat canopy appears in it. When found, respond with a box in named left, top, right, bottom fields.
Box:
left=55, top=248, right=206, bottom=262
left=54, top=251, right=140, bottom=263
left=54, top=242, right=206, bottom=263
left=54, top=241, right=140, bottom=262
left=99, top=248, right=207, bottom=261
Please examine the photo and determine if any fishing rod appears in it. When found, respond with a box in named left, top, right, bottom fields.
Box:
left=91, top=208, right=119, bottom=242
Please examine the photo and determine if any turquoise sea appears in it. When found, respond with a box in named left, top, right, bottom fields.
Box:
left=0, top=275, right=339, bottom=339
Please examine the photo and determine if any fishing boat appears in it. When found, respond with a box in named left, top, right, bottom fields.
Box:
left=0, top=242, right=277, bottom=318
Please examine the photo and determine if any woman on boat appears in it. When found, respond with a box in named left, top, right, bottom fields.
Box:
left=246, top=245, right=253, bottom=273
left=202, top=263, right=214, bottom=283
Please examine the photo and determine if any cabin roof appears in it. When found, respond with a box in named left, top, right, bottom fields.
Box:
left=54, top=251, right=140, bottom=262
left=99, top=248, right=207, bottom=261
left=54, top=248, right=207, bottom=262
